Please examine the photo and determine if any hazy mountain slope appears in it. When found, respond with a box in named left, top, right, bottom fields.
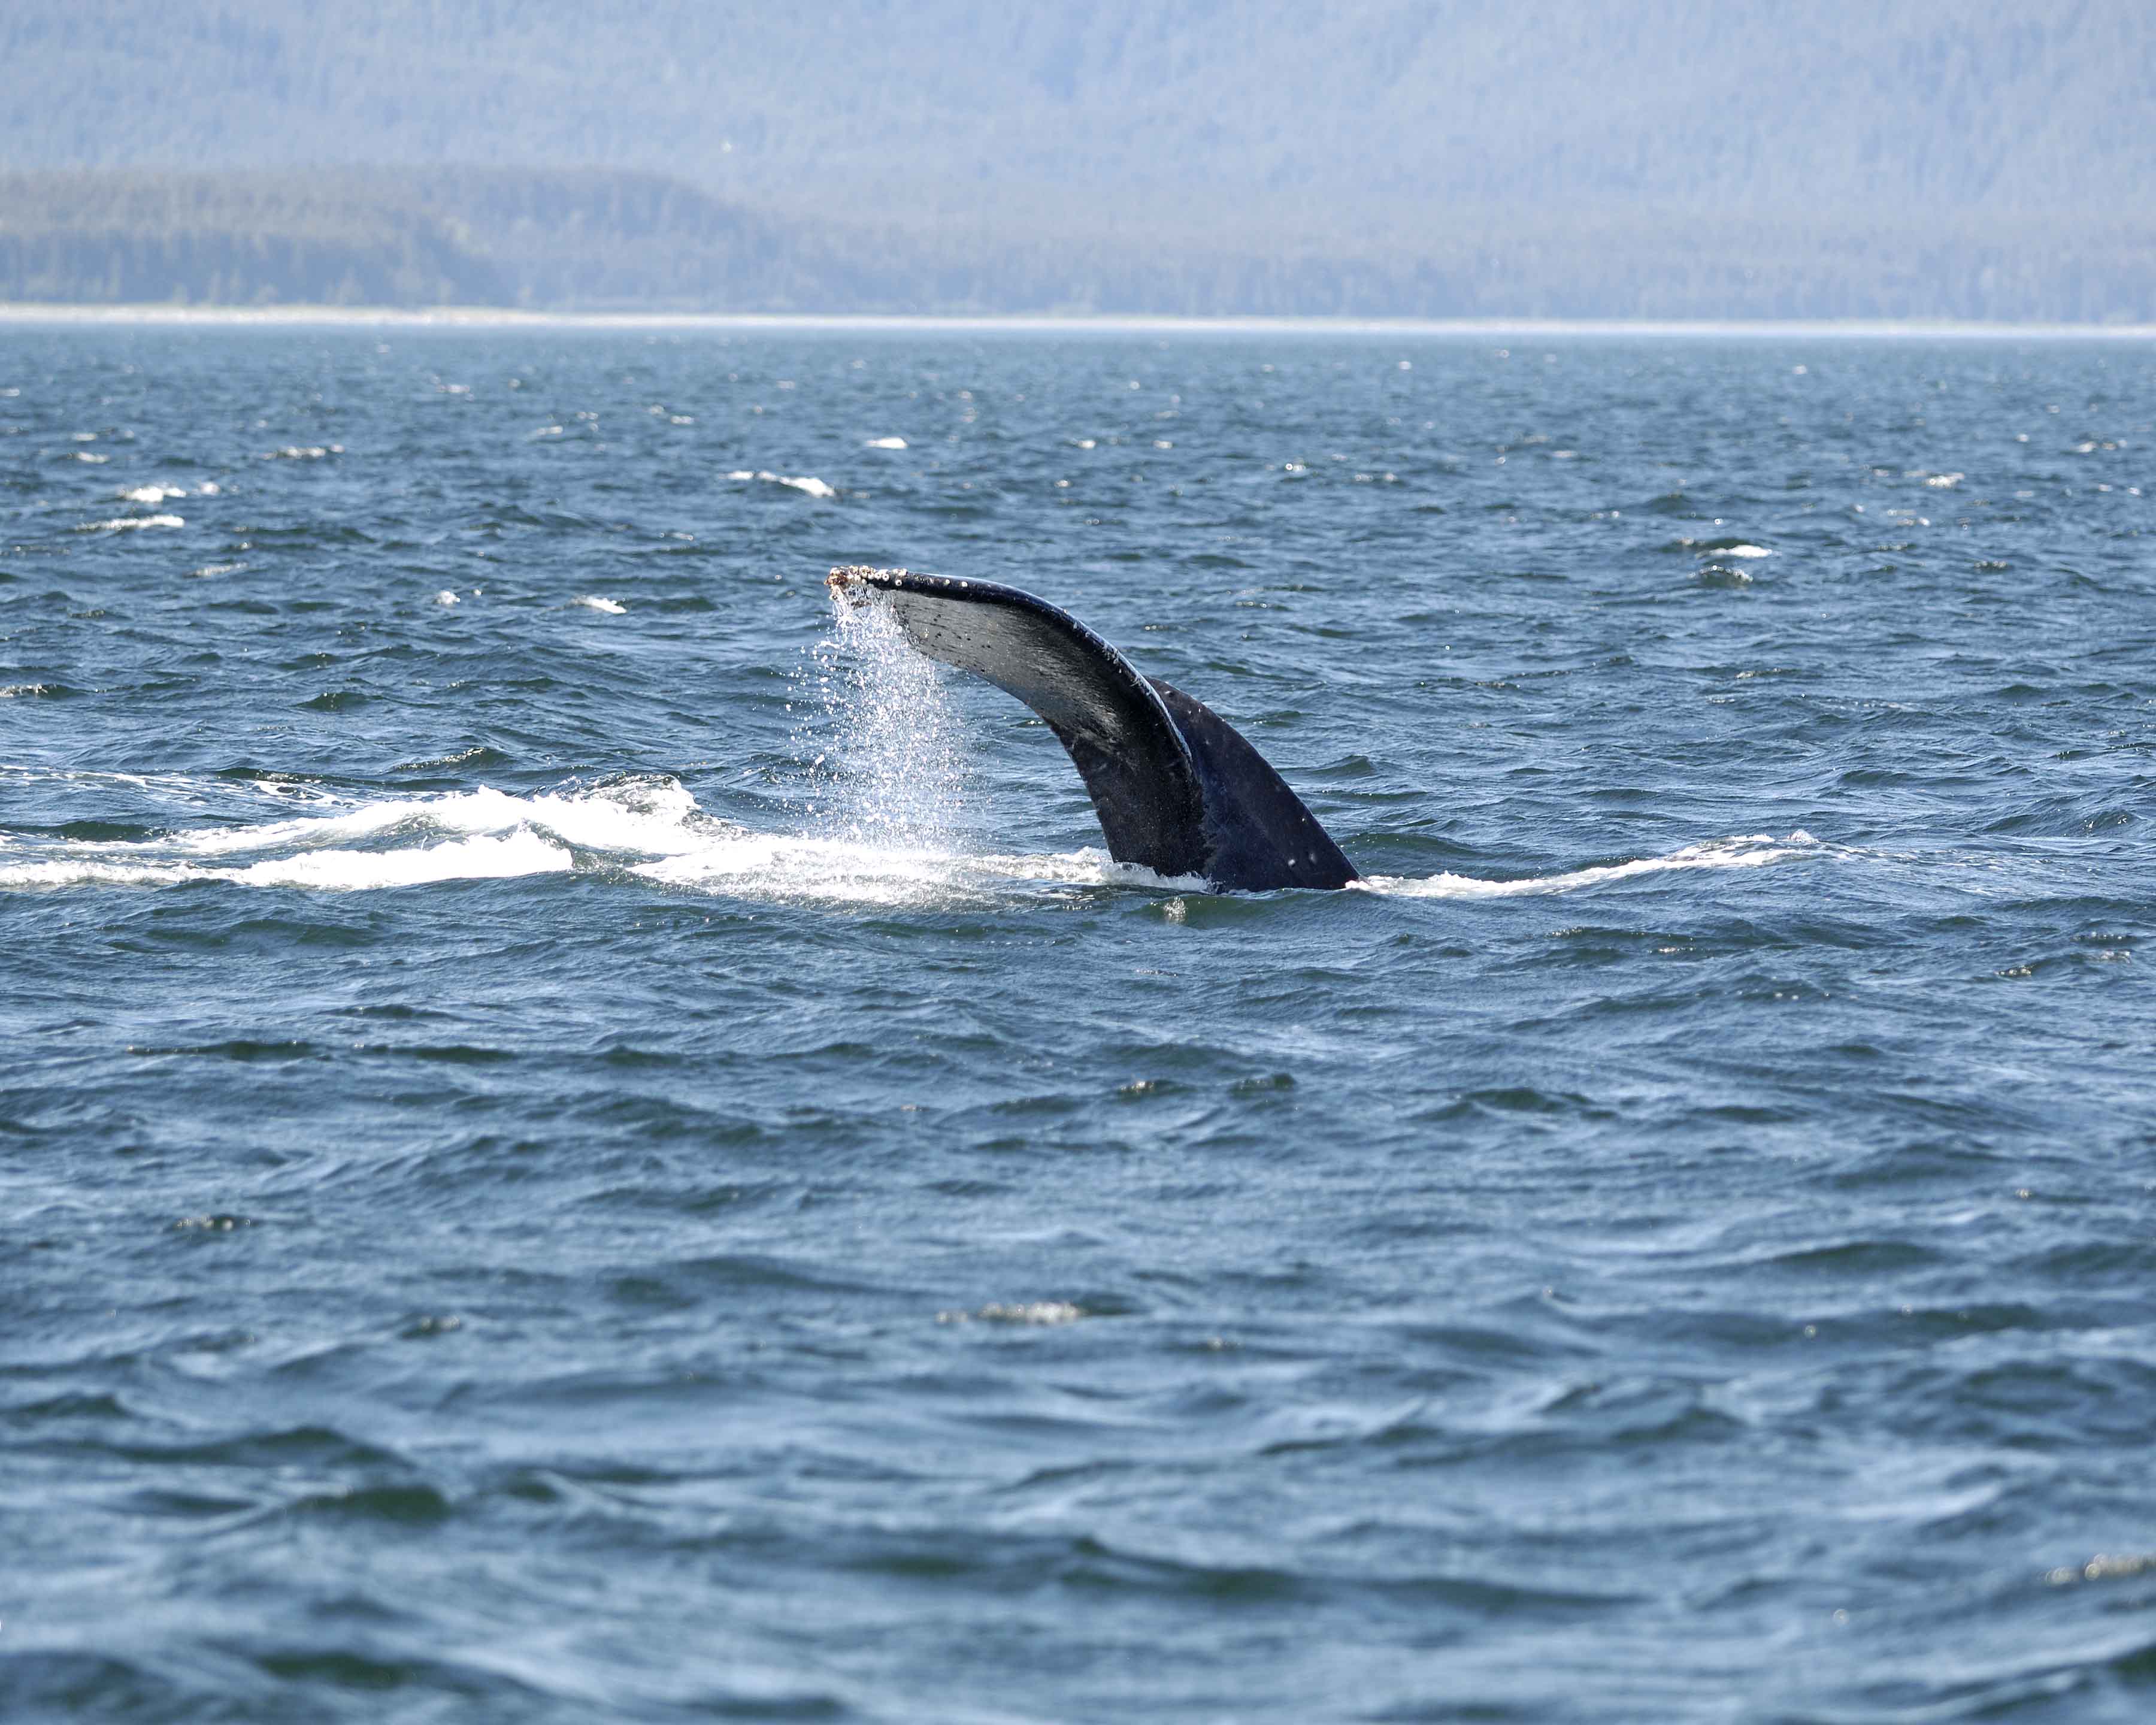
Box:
left=0, top=170, right=507, bottom=307
left=5, top=165, right=2149, bottom=320
left=7, top=1, right=2152, bottom=251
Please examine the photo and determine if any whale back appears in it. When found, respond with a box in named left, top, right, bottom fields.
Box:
left=826, top=567, right=1356, bottom=890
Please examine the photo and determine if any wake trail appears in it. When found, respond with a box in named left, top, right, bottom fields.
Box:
left=0, top=773, right=1827, bottom=906
left=1352, top=833, right=1824, bottom=898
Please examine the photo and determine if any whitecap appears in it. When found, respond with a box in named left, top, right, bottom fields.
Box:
left=0, top=830, right=570, bottom=894
left=937, top=1302, right=1085, bottom=1325
left=0, top=779, right=714, bottom=895
left=726, top=469, right=836, bottom=498
left=231, top=831, right=567, bottom=889
left=148, top=781, right=709, bottom=861
left=574, top=595, right=626, bottom=614
left=435, top=589, right=460, bottom=606
left=1354, top=833, right=1821, bottom=899
left=1925, top=473, right=1964, bottom=489
left=1721, top=544, right=1773, bottom=558
left=864, top=436, right=907, bottom=449
left=120, top=484, right=189, bottom=504
left=79, top=514, right=183, bottom=532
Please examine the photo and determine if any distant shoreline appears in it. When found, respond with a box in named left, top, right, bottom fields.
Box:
left=4, top=304, right=2154, bottom=340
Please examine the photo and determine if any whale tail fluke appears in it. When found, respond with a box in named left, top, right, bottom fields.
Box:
left=826, top=567, right=1357, bottom=891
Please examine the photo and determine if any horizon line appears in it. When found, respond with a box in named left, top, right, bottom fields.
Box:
left=4, top=304, right=2154, bottom=340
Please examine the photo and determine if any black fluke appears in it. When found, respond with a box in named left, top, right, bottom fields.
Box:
left=827, top=567, right=1357, bottom=891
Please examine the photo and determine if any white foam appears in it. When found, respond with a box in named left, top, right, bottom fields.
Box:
left=0, top=830, right=569, bottom=893
left=1721, top=544, right=1773, bottom=558
left=435, top=589, right=461, bottom=606
left=938, top=1301, right=1085, bottom=1325
left=0, top=771, right=1159, bottom=906
left=634, top=833, right=960, bottom=904
left=0, top=758, right=1827, bottom=911
left=0, top=779, right=726, bottom=894
left=726, top=470, right=836, bottom=498
left=1353, top=833, right=1820, bottom=899
left=864, top=436, right=907, bottom=449
left=574, top=595, right=626, bottom=614
left=80, top=514, right=183, bottom=532
left=237, top=831, right=568, bottom=889
left=121, top=484, right=189, bottom=504
left=144, top=780, right=713, bottom=860
left=635, top=836, right=1200, bottom=908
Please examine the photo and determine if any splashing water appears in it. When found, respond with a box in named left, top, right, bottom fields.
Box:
left=795, top=589, right=974, bottom=852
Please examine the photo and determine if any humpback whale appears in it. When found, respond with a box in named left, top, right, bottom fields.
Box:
left=826, top=567, right=1357, bottom=891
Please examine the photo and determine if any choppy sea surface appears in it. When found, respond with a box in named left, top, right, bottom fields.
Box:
left=3, top=322, right=2153, bottom=1723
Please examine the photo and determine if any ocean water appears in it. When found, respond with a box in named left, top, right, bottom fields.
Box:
left=3, top=321, right=2153, bottom=1723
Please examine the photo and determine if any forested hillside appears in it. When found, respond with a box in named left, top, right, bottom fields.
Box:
left=5, top=168, right=2153, bottom=320
left=0, top=173, right=503, bottom=305
left=4, top=3, right=2152, bottom=319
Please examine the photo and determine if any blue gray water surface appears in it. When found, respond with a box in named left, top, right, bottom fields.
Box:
left=3, top=323, right=2154, bottom=1723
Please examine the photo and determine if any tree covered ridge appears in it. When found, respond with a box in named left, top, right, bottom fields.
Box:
left=3, top=167, right=2152, bottom=322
